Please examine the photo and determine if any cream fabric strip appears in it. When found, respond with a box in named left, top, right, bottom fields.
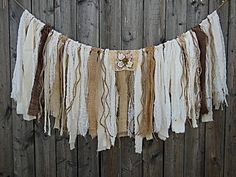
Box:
left=18, top=18, right=44, bottom=121
left=153, top=45, right=163, bottom=133
left=106, top=50, right=118, bottom=146
left=43, top=31, right=59, bottom=135
left=178, top=31, right=201, bottom=128
left=68, top=43, right=81, bottom=149
left=157, top=42, right=171, bottom=140
left=97, top=49, right=112, bottom=151
left=11, top=10, right=33, bottom=109
left=170, top=40, right=187, bottom=133
left=134, top=49, right=143, bottom=153
left=201, top=11, right=228, bottom=112
left=77, top=44, right=91, bottom=136
left=65, top=40, right=81, bottom=149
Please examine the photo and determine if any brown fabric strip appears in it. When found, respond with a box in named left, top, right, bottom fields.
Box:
left=192, top=25, right=209, bottom=114
left=63, top=49, right=69, bottom=132
left=28, top=24, right=53, bottom=117
left=87, top=48, right=102, bottom=138
left=177, top=36, right=189, bottom=111
left=140, top=47, right=155, bottom=139
left=127, top=69, right=134, bottom=136
left=116, top=70, right=129, bottom=137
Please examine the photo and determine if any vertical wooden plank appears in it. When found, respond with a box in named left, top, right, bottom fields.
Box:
left=120, top=0, right=143, bottom=177
left=99, top=0, right=121, bottom=176
left=0, top=1, right=13, bottom=177
left=9, top=0, right=35, bottom=177
left=224, top=0, right=236, bottom=177
left=143, top=0, right=166, bottom=46
left=100, top=0, right=121, bottom=49
left=31, top=1, right=56, bottom=177
left=121, top=0, right=143, bottom=50
left=54, top=1, right=78, bottom=177
left=77, top=0, right=99, bottom=46
left=205, top=1, right=229, bottom=177
left=142, top=0, right=165, bottom=177
left=164, top=1, right=186, bottom=177
left=55, top=0, right=77, bottom=39
left=184, top=1, right=209, bottom=177
left=76, top=0, right=100, bottom=176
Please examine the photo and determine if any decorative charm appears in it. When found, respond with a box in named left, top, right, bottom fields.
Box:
left=109, top=50, right=139, bottom=71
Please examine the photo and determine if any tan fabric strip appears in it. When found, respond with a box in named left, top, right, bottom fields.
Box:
left=177, top=37, right=189, bottom=112
left=140, top=47, right=155, bottom=140
left=28, top=24, right=52, bottom=117
left=192, top=25, right=209, bottom=114
left=51, top=35, right=68, bottom=129
left=116, top=70, right=129, bottom=137
left=87, top=48, right=102, bottom=138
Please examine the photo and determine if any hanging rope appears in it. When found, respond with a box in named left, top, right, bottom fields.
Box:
left=217, top=0, right=230, bottom=10
left=14, top=0, right=26, bottom=10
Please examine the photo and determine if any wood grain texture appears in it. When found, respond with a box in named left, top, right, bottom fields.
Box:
left=77, top=0, right=99, bottom=46
left=0, top=1, right=13, bottom=177
left=143, top=0, right=166, bottom=46
left=224, top=0, right=236, bottom=177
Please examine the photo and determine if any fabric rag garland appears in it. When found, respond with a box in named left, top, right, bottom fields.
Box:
left=11, top=10, right=228, bottom=153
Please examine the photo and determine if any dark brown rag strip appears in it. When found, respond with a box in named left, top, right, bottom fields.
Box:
left=140, top=47, right=155, bottom=139
left=87, top=48, right=102, bottom=138
left=28, top=24, right=53, bottom=117
left=192, top=25, right=209, bottom=114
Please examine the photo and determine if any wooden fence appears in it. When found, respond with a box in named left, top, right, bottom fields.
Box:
left=0, top=0, right=236, bottom=177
